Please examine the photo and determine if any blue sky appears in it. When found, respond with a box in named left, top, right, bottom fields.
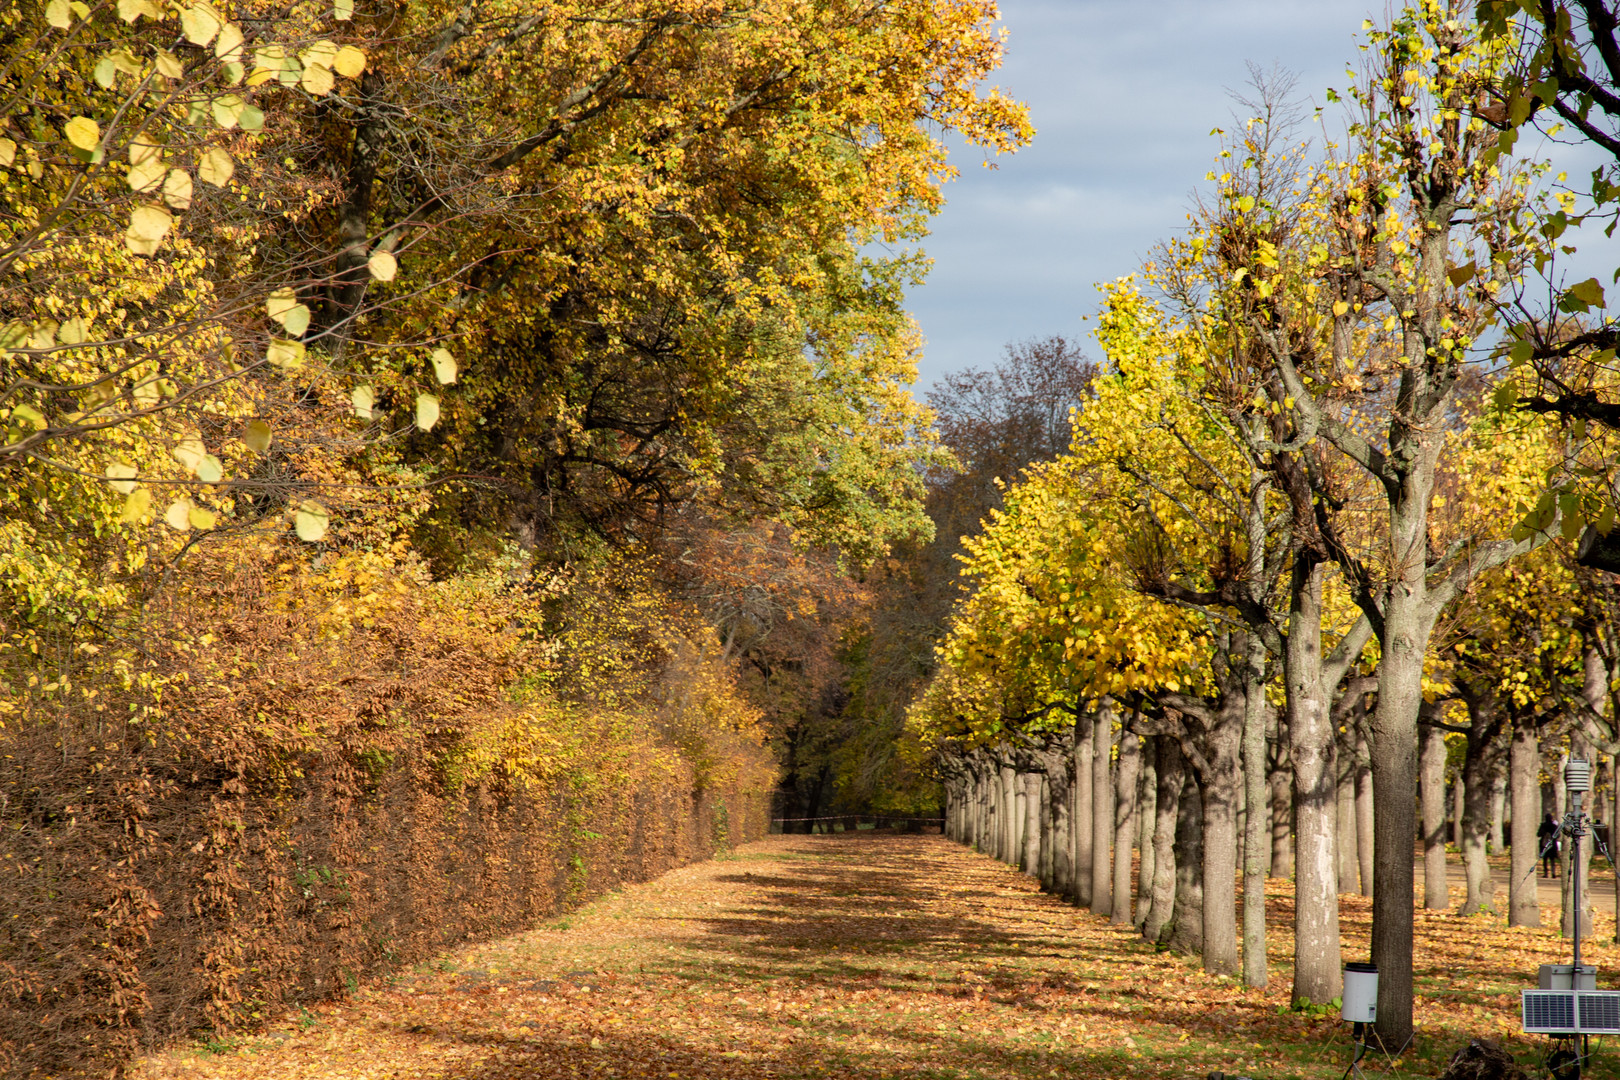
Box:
left=899, top=0, right=1608, bottom=390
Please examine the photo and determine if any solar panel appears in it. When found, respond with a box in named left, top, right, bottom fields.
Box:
left=1581, top=993, right=1620, bottom=1031
left=1523, top=990, right=1620, bottom=1034
left=1525, top=990, right=1576, bottom=1032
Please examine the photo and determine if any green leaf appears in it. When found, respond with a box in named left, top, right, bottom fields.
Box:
left=1569, top=277, right=1607, bottom=308
left=1446, top=262, right=1476, bottom=287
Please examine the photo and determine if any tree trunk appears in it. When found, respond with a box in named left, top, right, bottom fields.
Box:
left=1337, top=734, right=1359, bottom=894
left=1146, top=735, right=1182, bottom=944
left=1164, top=768, right=1203, bottom=957
left=1284, top=558, right=1342, bottom=1006
left=1368, top=599, right=1429, bottom=1052
left=1021, top=771, right=1041, bottom=875
left=1269, top=731, right=1293, bottom=879
left=1490, top=766, right=1507, bottom=855
left=1452, top=774, right=1464, bottom=849
left=1241, top=639, right=1269, bottom=988
left=1074, top=715, right=1093, bottom=907
left=1194, top=699, right=1242, bottom=977
left=1091, top=709, right=1114, bottom=917
left=1458, top=697, right=1502, bottom=916
left=1354, top=723, right=1374, bottom=898
left=1048, top=752, right=1073, bottom=898
left=1113, top=730, right=1142, bottom=925
left=1137, top=741, right=1158, bottom=928
left=1420, top=718, right=1449, bottom=909
left=1509, top=719, right=1541, bottom=928
left=1000, top=763, right=1017, bottom=863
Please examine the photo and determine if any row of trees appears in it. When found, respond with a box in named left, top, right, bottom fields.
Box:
left=0, top=0, right=1034, bottom=1070
left=909, top=0, right=1620, bottom=1051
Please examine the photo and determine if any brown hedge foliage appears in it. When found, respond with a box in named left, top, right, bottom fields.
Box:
left=0, top=540, right=774, bottom=1079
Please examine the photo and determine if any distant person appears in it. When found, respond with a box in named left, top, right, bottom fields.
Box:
left=1538, top=812, right=1561, bottom=877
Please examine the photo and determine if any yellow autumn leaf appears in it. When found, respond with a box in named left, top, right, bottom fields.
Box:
left=125, top=204, right=173, bottom=255
left=180, top=3, right=220, bottom=45
left=199, top=147, right=235, bottom=187
left=416, top=393, right=440, bottom=431
left=332, top=45, right=366, bottom=78
left=295, top=502, right=329, bottom=541
left=243, top=419, right=271, bottom=452
left=64, top=116, right=99, bottom=151
left=163, top=499, right=193, bottom=531
left=162, top=168, right=193, bottom=210
left=121, top=488, right=152, bottom=524
left=214, top=21, right=243, bottom=62
left=105, top=463, right=139, bottom=495
left=301, top=62, right=334, bottom=96
left=368, top=251, right=397, bottom=281
left=127, top=157, right=166, bottom=193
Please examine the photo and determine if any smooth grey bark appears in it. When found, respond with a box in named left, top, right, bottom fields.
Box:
left=1021, top=770, right=1041, bottom=874
left=1490, top=768, right=1507, bottom=855
left=1074, top=715, right=1094, bottom=906
left=1146, top=735, right=1183, bottom=943
left=1281, top=558, right=1365, bottom=1006
left=1241, top=639, right=1269, bottom=988
left=1001, top=763, right=1017, bottom=864
left=1091, top=709, right=1114, bottom=917
left=1452, top=775, right=1464, bottom=849
left=1137, top=741, right=1158, bottom=927
left=1452, top=684, right=1508, bottom=916
left=1166, top=651, right=1244, bottom=978
left=1420, top=717, right=1449, bottom=909
left=1043, top=742, right=1075, bottom=899
left=1269, top=724, right=1293, bottom=880
left=1163, top=767, right=1203, bottom=957
left=1113, top=730, right=1142, bottom=925
left=1509, top=719, right=1541, bottom=928
left=1354, top=724, right=1374, bottom=899
left=1336, top=733, right=1359, bottom=894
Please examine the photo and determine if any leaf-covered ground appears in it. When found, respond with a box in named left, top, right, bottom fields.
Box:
left=134, top=834, right=1620, bottom=1080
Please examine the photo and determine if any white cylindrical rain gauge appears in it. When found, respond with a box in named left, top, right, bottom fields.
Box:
left=1343, top=962, right=1378, bottom=1023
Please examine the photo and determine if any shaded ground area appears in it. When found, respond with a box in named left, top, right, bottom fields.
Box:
left=135, top=834, right=1620, bottom=1080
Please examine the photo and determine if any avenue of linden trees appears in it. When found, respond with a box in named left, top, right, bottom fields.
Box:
left=6, top=0, right=1620, bottom=1078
